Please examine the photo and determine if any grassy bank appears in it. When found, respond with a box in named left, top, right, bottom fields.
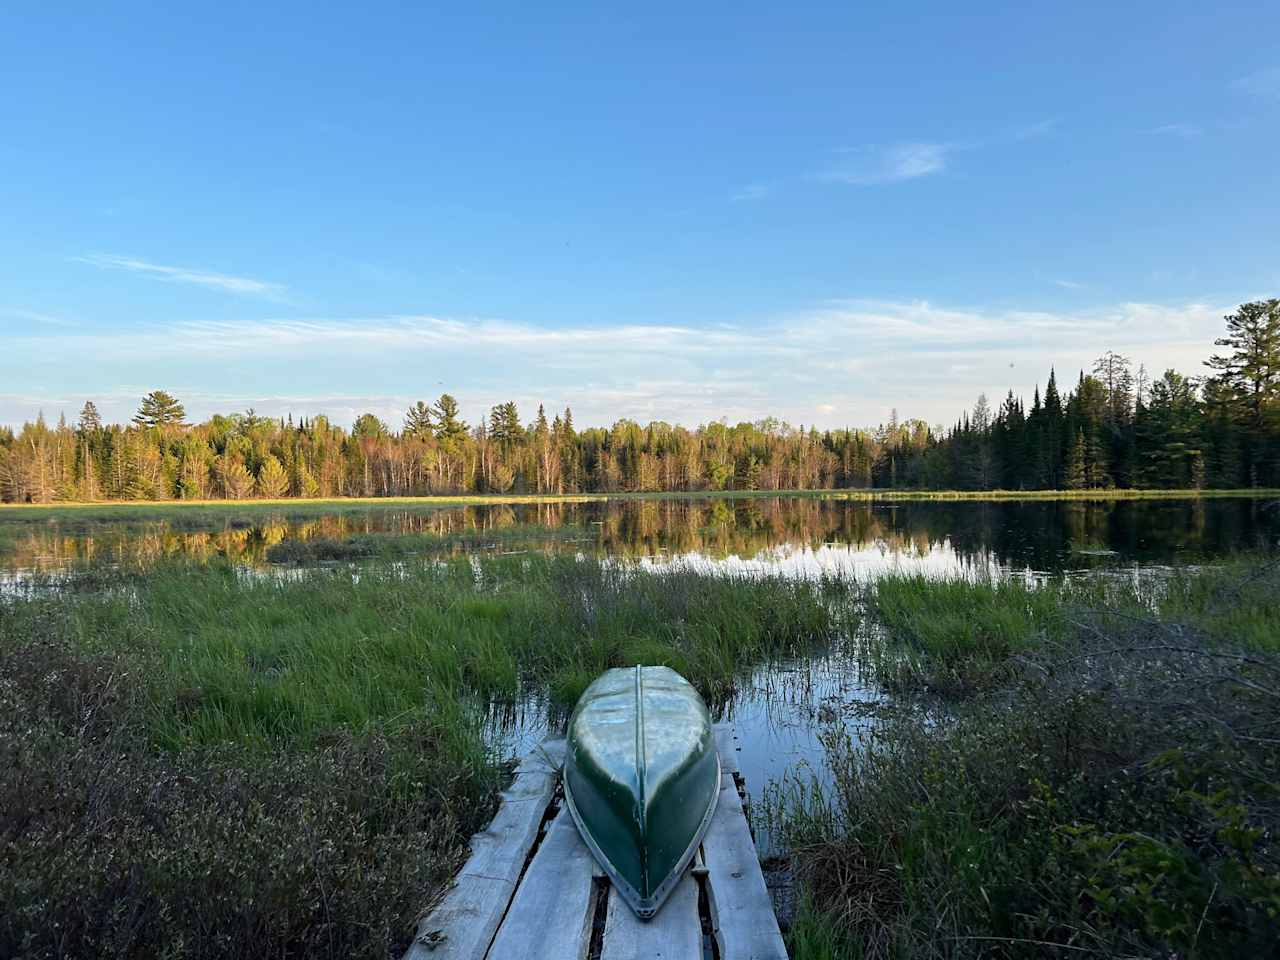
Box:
left=0, top=555, right=853, bottom=959
left=7, top=545, right=1279, bottom=958
left=3, top=485, right=1279, bottom=520
left=774, top=559, right=1280, bottom=958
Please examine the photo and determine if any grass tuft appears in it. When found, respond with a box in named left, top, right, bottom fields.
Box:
left=0, top=553, right=852, bottom=958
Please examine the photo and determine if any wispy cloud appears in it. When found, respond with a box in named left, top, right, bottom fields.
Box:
left=1146, top=122, right=1202, bottom=138
left=731, top=183, right=771, bottom=201
left=76, top=254, right=288, bottom=298
left=817, top=119, right=1056, bottom=188
left=1235, top=66, right=1280, bottom=100
left=1053, top=279, right=1086, bottom=290
left=1010, top=118, right=1058, bottom=141
left=4, top=298, right=1234, bottom=430
left=821, top=142, right=950, bottom=185
left=2, top=307, right=76, bottom=328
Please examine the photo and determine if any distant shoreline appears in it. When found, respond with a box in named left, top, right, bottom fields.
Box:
left=3, top=487, right=1278, bottom=517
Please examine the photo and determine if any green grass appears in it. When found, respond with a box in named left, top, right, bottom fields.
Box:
left=869, top=574, right=1070, bottom=692
left=21, top=554, right=854, bottom=750
left=1157, top=557, right=1280, bottom=652
left=769, top=557, right=1280, bottom=959
left=865, top=560, right=1280, bottom=693
left=0, top=554, right=854, bottom=958
left=8, top=544, right=1280, bottom=959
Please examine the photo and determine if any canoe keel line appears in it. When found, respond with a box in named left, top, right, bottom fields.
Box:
left=563, top=665, right=722, bottom=920
left=403, top=721, right=788, bottom=959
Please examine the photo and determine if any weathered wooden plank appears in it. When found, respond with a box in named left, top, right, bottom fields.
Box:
left=404, top=746, right=558, bottom=960
left=702, top=774, right=786, bottom=960
left=600, top=870, right=702, bottom=960
left=486, top=807, right=597, bottom=960
left=713, top=724, right=739, bottom=775
left=406, top=875, right=517, bottom=960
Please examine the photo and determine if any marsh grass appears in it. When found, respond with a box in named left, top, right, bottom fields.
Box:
left=0, top=554, right=852, bottom=958
left=83, top=555, right=855, bottom=748
left=770, top=558, right=1280, bottom=959
left=1156, top=556, right=1280, bottom=652
left=868, top=574, right=1070, bottom=693
left=864, top=559, right=1280, bottom=695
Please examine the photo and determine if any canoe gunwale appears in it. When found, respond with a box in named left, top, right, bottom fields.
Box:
left=563, top=747, right=721, bottom=921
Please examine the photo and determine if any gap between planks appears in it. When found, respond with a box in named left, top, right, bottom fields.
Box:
left=405, top=726, right=783, bottom=960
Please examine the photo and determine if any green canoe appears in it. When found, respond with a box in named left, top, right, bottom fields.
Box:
left=563, top=665, right=721, bottom=920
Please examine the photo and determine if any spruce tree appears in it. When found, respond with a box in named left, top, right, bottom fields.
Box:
left=1064, top=430, right=1087, bottom=489
left=1043, top=368, right=1064, bottom=487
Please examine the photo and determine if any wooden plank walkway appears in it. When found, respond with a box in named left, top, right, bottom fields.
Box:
left=405, top=726, right=786, bottom=960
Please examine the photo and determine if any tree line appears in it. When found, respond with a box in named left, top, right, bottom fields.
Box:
left=2, top=299, right=1277, bottom=503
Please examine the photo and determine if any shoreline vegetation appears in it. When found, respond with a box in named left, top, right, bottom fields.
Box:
left=3, top=547, right=1278, bottom=957
left=6, top=301, right=1280, bottom=506
left=3, top=484, right=1279, bottom=518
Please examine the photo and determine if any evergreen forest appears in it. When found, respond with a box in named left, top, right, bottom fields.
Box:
left=3, top=299, right=1277, bottom=502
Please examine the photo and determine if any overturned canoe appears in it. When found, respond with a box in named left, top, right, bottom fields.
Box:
left=563, top=665, right=720, bottom=920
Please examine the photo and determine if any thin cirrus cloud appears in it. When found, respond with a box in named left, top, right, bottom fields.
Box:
left=816, top=119, right=1056, bottom=188
left=1234, top=65, right=1280, bottom=100
left=1147, top=122, right=1202, bottom=138
left=75, top=254, right=288, bottom=299
left=820, top=142, right=950, bottom=185
left=2, top=307, right=77, bottom=328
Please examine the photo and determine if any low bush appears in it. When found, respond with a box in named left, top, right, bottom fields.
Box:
left=0, top=626, right=500, bottom=960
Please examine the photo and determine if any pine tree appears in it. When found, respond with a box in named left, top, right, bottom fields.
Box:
left=78, top=401, right=102, bottom=433
left=255, top=456, right=290, bottom=498
left=352, top=413, right=389, bottom=439
left=1207, top=299, right=1280, bottom=425
left=488, top=402, right=523, bottom=448
left=1206, top=299, right=1280, bottom=485
left=1138, top=370, right=1203, bottom=487
left=431, top=394, right=467, bottom=442
left=217, top=455, right=254, bottom=499
left=403, top=401, right=433, bottom=438
left=132, top=390, right=186, bottom=429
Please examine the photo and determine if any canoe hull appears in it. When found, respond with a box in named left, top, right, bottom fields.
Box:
left=563, top=666, right=720, bottom=920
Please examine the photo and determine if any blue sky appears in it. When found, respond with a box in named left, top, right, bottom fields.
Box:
left=3, top=2, right=1278, bottom=431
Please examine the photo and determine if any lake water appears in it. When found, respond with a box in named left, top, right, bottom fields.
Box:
left=4, top=495, right=1278, bottom=578
left=5, top=494, right=1278, bottom=847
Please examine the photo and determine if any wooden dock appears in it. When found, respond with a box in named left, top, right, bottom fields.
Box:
left=405, top=726, right=786, bottom=960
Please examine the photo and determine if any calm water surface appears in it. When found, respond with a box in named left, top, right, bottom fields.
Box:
left=5, top=495, right=1277, bottom=829
left=4, top=496, right=1278, bottom=576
